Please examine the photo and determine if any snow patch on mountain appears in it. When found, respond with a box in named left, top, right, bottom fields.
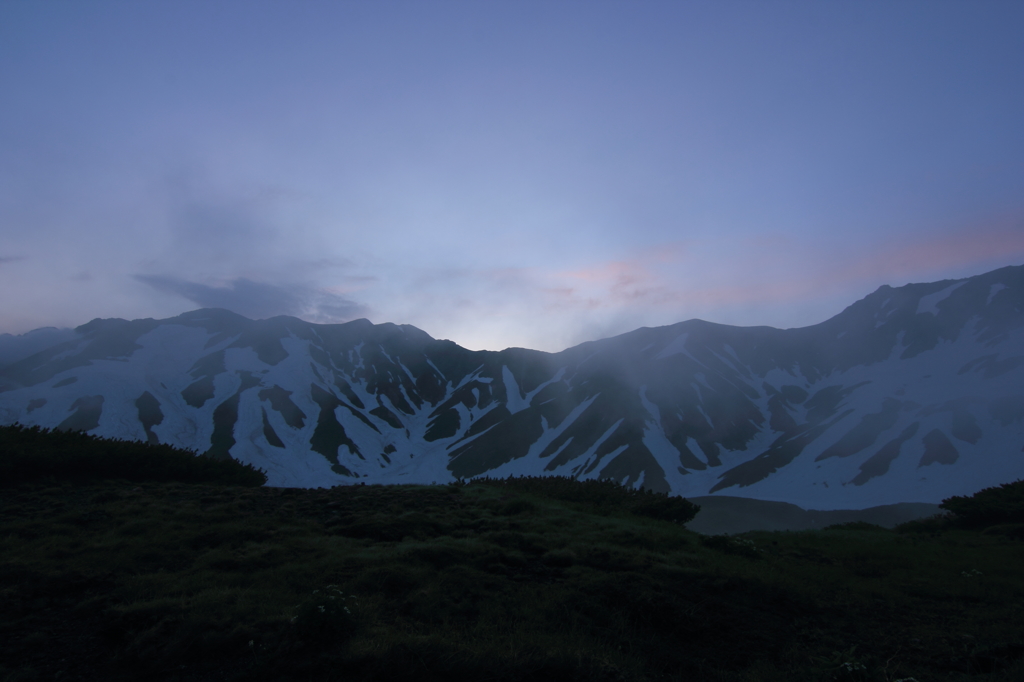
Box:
left=917, top=281, right=967, bottom=315
left=988, top=283, right=1007, bottom=305
left=655, top=333, right=691, bottom=360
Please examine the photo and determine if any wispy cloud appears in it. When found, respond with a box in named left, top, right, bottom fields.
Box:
left=0, top=256, right=25, bottom=266
left=134, top=274, right=369, bottom=323
left=383, top=214, right=1024, bottom=351
left=157, top=173, right=296, bottom=273
left=829, top=215, right=1024, bottom=284
left=540, top=216, right=1024, bottom=315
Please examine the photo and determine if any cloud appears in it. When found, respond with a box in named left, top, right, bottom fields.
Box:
left=542, top=215, right=1024, bottom=316
left=556, top=260, right=684, bottom=307
left=829, top=217, right=1024, bottom=284
left=158, top=174, right=288, bottom=270
left=302, top=257, right=358, bottom=271
left=0, top=256, right=25, bottom=266
left=391, top=215, right=1024, bottom=351
left=134, top=274, right=369, bottom=323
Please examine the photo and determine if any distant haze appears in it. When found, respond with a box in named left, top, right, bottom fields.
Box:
left=2, top=1, right=1023, bottom=352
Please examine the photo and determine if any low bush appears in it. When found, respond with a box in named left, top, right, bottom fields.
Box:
left=290, top=585, right=358, bottom=643
left=940, top=479, right=1024, bottom=529
left=470, top=475, right=700, bottom=524
left=0, top=423, right=267, bottom=487
left=981, top=523, right=1024, bottom=540
left=824, top=521, right=888, bottom=532
left=699, top=534, right=761, bottom=559
left=895, top=513, right=953, bottom=534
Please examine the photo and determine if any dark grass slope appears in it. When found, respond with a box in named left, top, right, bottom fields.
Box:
left=2, top=432, right=1024, bottom=681
left=0, top=424, right=267, bottom=487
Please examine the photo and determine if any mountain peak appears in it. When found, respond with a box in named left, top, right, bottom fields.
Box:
left=2, top=264, right=1023, bottom=509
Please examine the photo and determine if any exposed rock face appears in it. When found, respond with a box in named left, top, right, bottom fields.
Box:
left=3, top=265, right=1024, bottom=509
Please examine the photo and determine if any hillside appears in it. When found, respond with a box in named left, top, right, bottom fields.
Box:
left=2, top=431, right=1023, bottom=681
left=2, top=265, right=1024, bottom=508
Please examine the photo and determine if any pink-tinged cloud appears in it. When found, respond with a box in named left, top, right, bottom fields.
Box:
left=832, top=216, right=1024, bottom=284
left=530, top=213, right=1024, bottom=318
left=355, top=212, right=1024, bottom=352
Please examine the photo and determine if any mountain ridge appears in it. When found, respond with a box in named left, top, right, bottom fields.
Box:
left=2, top=264, right=1023, bottom=509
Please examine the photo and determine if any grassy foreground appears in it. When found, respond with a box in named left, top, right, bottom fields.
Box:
left=2, top=430, right=1023, bottom=681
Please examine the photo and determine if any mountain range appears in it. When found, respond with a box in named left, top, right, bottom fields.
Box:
left=2, top=265, right=1023, bottom=509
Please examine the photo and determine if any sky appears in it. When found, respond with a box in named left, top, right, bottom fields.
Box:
left=2, top=1, right=1023, bottom=352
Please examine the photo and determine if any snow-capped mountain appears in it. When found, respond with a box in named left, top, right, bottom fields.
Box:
left=3, top=265, right=1024, bottom=509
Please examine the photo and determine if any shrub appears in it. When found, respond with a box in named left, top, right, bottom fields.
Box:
left=290, top=586, right=357, bottom=643
left=498, top=498, right=537, bottom=516
left=895, top=513, right=953, bottom=534
left=0, top=423, right=267, bottom=487
left=981, top=523, right=1024, bottom=540
left=471, top=475, right=700, bottom=524
left=629, top=492, right=702, bottom=524
left=824, top=521, right=888, bottom=532
left=541, top=549, right=577, bottom=567
left=699, top=534, right=761, bottom=559
left=939, top=479, right=1024, bottom=529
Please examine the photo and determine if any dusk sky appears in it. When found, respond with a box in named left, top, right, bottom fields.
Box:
left=2, top=1, right=1023, bottom=352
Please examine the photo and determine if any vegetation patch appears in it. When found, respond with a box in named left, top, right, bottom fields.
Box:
left=1, top=429, right=1023, bottom=681
left=0, top=424, right=267, bottom=487
left=469, top=474, right=701, bottom=524
left=940, top=479, right=1024, bottom=528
